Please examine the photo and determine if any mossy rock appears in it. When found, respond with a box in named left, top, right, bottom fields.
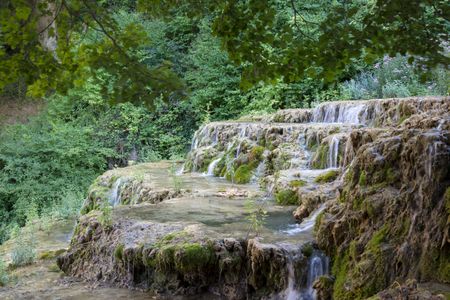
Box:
left=315, top=169, right=340, bottom=183
left=359, top=170, right=367, bottom=186
left=289, top=179, right=307, bottom=188
left=275, top=189, right=298, bottom=205
left=234, top=164, right=253, bottom=184
left=38, top=249, right=66, bottom=260
left=114, top=243, right=125, bottom=261
left=311, top=144, right=329, bottom=169
left=250, top=145, right=265, bottom=161
left=174, top=243, right=215, bottom=273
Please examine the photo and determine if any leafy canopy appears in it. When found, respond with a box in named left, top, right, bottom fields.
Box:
left=0, top=0, right=184, bottom=105
left=140, top=0, right=449, bottom=86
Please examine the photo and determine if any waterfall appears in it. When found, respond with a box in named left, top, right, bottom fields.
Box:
left=236, top=126, right=248, bottom=158
left=282, top=203, right=327, bottom=235
left=284, top=253, right=301, bottom=300
left=281, top=246, right=329, bottom=300
left=312, top=102, right=368, bottom=124
left=328, top=136, right=340, bottom=168
left=303, top=252, right=329, bottom=300
left=109, top=178, right=123, bottom=207
left=176, top=164, right=185, bottom=175
left=425, top=140, right=445, bottom=179
left=204, top=158, right=221, bottom=176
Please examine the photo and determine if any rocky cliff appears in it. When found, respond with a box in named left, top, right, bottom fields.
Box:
left=58, top=96, right=450, bottom=299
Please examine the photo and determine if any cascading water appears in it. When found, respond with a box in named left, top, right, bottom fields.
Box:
left=282, top=203, right=327, bottom=235
left=205, top=157, right=221, bottom=176
left=109, top=178, right=123, bottom=207
left=312, top=102, right=368, bottom=124
left=328, top=135, right=340, bottom=168
left=236, top=126, right=248, bottom=157
left=284, top=252, right=302, bottom=300
left=303, top=252, right=329, bottom=300
left=281, top=245, right=330, bottom=300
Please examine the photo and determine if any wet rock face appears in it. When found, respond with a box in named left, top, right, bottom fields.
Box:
left=315, top=124, right=450, bottom=299
left=57, top=213, right=313, bottom=299
left=60, top=96, right=450, bottom=300
left=81, top=163, right=186, bottom=214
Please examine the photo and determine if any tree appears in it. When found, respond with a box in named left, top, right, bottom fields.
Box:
left=140, top=0, right=449, bottom=86
left=0, top=0, right=184, bottom=105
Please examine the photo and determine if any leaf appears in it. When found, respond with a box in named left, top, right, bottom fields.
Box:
left=15, top=6, right=31, bottom=21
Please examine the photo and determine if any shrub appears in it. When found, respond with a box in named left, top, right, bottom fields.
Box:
left=11, top=231, right=36, bottom=267
left=0, top=257, right=8, bottom=286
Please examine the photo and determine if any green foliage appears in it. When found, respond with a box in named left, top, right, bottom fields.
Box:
left=0, top=257, right=8, bottom=286
left=0, top=3, right=183, bottom=105
left=10, top=229, right=36, bottom=267
left=245, top=199, right=268, bottom=237
left=340, top=55, right=449, bottom=100
left=0, top=113, right=112, bottom=242
left=275, top=189, right=298, bottom=205
left=142, top=0, right=449, bottom=86
left=169, top=163, right=182, bottom=192
left=359, top=171, right=367, bottom=186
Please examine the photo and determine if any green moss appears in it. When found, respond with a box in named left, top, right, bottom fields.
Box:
left=184, top=160, right=193, bottom=172
left=275, top=189, right=298, bottom=205
left=250, top=145, right=265, bottom=161
left=311, top=144, right=328, bottom=169
left=359, top=170, right=367, bottom=186
left=332, top=227, right=389, bottom=299
left=437, top=252, right=450, bottom=282
left=200, top=158, right=212, bottom=172
left=38, top=249, right=66, bottom=260
left=114, top=244, right=125, bottom=261
left=47, top=263, right=61, bottom=272
left=332, top=250, right=351, bottom=300
left=234, top=164, right=252, bottom=184
left=314, top=211, right=325, bottom=232
left=213, top=157, right=226, bottom=177
left=289, top=179, right=307, bottom=188
left=156, top=244, right=176, bottom=271
left=315, top=169, right=340, bottom=183
left=301, top=243, right=313, bottom=257
left=175, top=243, right=214, bottom=273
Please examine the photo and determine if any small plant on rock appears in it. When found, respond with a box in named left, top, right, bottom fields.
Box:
left=245, top=198, right=268, bottom=237
left=169, top=163, right=182, bottom=193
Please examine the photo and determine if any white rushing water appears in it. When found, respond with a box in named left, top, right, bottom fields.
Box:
left=204, top=157, right=221, bottom=176
left=312, top=102, right=368, bottom=124
left=281, top=203, right=327, bottom=235
left=284, top=253, right=302, bottom=300
left=109, top=178, right=123, bottom=207
left=303, top=253, right=329, bottom=299
left=282, top=249, right=330, bottom=300
left=328, top=135, right=340, bottom=168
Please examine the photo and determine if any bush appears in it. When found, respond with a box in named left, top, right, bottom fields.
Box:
left=10, top=230, right=36, bottom=267
left=340, top=55, right=448, bottom=100
left=0, top=257, right=8, bottom=286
